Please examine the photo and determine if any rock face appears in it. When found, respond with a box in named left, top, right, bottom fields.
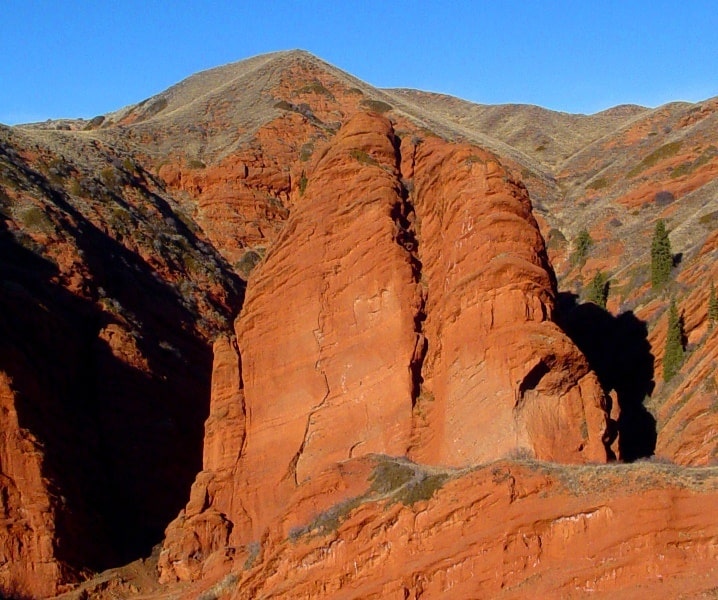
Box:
left=221, top=458, right=718, bottom=599
left=0, top=374, right=65, bottom=598
left=159, top=113, right=609, bottom=583
left=0, top=121, right=242, bottom=596
left=404, top=137, right=607, bottom=465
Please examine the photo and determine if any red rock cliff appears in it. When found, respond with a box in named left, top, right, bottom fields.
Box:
left=159, top=113, right=609, bottom=583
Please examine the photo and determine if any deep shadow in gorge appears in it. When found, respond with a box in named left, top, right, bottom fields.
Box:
left=0, top=156, right=245, bottom=572
left=555, top=293, right=656, bottom=461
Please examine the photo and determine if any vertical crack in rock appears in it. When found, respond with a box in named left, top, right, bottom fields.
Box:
left=391, top=135, right=428, bottom=416
left=286, top=273, right=332, bottom=486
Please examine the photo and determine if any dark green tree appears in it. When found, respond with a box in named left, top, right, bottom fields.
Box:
left=586, top=270, right=609, bottom=308
left=709, top=282, right=718, bottom=330
left=651, top=219, right=672, bottom=288
left=571, top=228, right=593, bottom=266
left=663, top=298, right=685, bottom=382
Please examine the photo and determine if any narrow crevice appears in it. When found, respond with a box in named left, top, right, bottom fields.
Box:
left=390, top=133, right=427, bottom=409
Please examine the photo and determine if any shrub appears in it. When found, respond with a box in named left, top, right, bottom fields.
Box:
left=19, top=206, right=54, bottom=232
left=654, top=191, right=675, bottom=206
left=274, top=100, right=294, bottom=111
left=587, top=177, right=608, bottom=190
left=296, top=81, right=333, bottom=97
left=83, top=115, right=105, bottom=130
left=144, top=97, right=168, bottom=117
left=100, top=166, right=118, bottom=189
left=349, top=149, right=378, bottom=166
left=360, top=99, right=393, bottom=114
left=299, top=142, right=314, bottom=162
left=235, top=250, right=262, bottom=278
left=699, top=210, right=718, bottom=227
left=546, top=228, right=567, bottom=251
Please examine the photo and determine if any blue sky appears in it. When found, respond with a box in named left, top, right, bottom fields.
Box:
left=2, top=1, right=717, bottom=124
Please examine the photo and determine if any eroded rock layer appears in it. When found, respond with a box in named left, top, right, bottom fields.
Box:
left=404, top=137, right=608, bottom=464
left=159, top=113, right=609, bottom=583
left=223, top=458, right=718, bottom=600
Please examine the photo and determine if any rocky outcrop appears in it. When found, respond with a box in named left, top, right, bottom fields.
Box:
left=404, top=137, right=607, bottom=465
left=158, top=336, right=245, bottom=582
left=0, top=374, right=66, bottom=598
left=159, top=113, right=609, bottom=583
left=220, top=458, right=718, bottom=599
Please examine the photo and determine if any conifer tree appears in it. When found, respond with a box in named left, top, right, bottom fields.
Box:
left=709, top=282, right=718, bottom=330
left=663, top=298, right=685, bottom=382
left=651, top=219, right=672, bottom=288
left=571, top=228, right=593, bottom=266
left=586, top=270, right=609, bottom=308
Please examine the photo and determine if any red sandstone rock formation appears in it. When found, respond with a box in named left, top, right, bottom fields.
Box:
left=405, top=137, right=607, bottom=465
left=218, top=458, right=718, bottom=599
left=159, top=113, right=609, bottom=584
left=0, top=374, right=65, bottom=598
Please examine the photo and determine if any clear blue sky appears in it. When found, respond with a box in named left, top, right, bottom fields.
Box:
left=2, top=1, right=717, bottom=124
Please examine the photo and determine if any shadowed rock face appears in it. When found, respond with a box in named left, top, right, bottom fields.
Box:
left=158, top=113, right=609, bottom=583
left=0, top=125, right=244, bottom=597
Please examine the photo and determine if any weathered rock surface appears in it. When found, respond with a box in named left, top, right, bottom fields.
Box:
left=405, top=137, right=607, bottom=465
left=159, top=113, right=609, bottom=584
left=225, top=459, right=718, bottom=600
left=0, top=374, right=66, bottom=598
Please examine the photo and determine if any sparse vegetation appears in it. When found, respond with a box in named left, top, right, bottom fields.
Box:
left=709, top=283, right=718, bottom=329
left=287, top=456, right=453, bottom=543
left=298, top=170, right=308, bottom=195
left=627, top=141, right=682, bottom=178
left=360, top=99, right=393, bottom=114
left=243, top=541, right=261, bottom=570
left=670, top=145, right=717, bottom=178
left=587, top=176, right=608, bottom=190
left=197, top=574, right=239, bottom=600
left=663, top=298, right=685, bottom=382
left=650, top=219, right=672, bottom=288
left=19, top=206, right=54, bottom=233
left=349, top=149, right=378, bottom=166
